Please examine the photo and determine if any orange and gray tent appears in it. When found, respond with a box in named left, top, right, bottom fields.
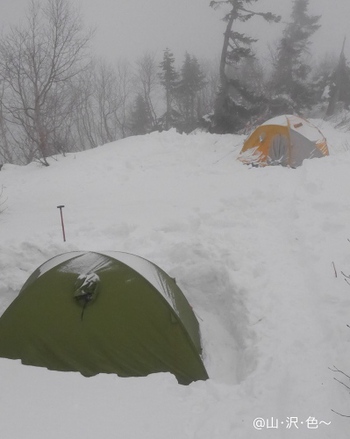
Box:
left=0, top=251, right=208, bottom=385
left=238, top=114, right=329, bottom=167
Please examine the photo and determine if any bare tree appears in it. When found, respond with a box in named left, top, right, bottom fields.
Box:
left=0, top=0, right=93, bottom=165
left=134, top=52, right=161, bottom=128
left=0, top=84, right=16, bottom=164
left=73, top=58, right=134, bottom=148
left=197, top=59, right=220, bottom=119
left=114, top=60, right=134, bottom=138
left=71, top=64, right=98, bottom=150
left=96, top=62, right=120, bottom=143
left=77, top=60, right=120, bottom=148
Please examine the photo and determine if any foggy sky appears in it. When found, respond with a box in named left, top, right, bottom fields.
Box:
left=0, top=0, right=349, bottom=64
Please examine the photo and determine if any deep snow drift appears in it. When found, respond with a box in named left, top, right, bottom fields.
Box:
left=0, top=121, right=350, bottom=438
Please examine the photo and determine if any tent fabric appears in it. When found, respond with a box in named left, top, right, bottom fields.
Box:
left=238, top=115, right=329, bottom=167
left=0, top=251, right=208, bottom=385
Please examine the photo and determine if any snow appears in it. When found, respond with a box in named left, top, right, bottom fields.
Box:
left=38, top=251, right=86, bottom=277
left=102, top=250, right=180, bottom=306
left=1, top=121, right=350, bottom=438
left=261, top=114, right=326, bottom=142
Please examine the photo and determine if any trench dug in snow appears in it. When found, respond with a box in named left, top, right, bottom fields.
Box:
left=164, top=153, right=345, bottom=388
left=163, top=221, right=258, bottom=386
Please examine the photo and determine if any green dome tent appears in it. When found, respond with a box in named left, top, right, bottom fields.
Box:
left=0, top=251, right=208, bottom=385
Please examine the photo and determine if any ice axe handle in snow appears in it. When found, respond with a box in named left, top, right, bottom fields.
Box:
left=57, top=205, right=66, bottom=242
